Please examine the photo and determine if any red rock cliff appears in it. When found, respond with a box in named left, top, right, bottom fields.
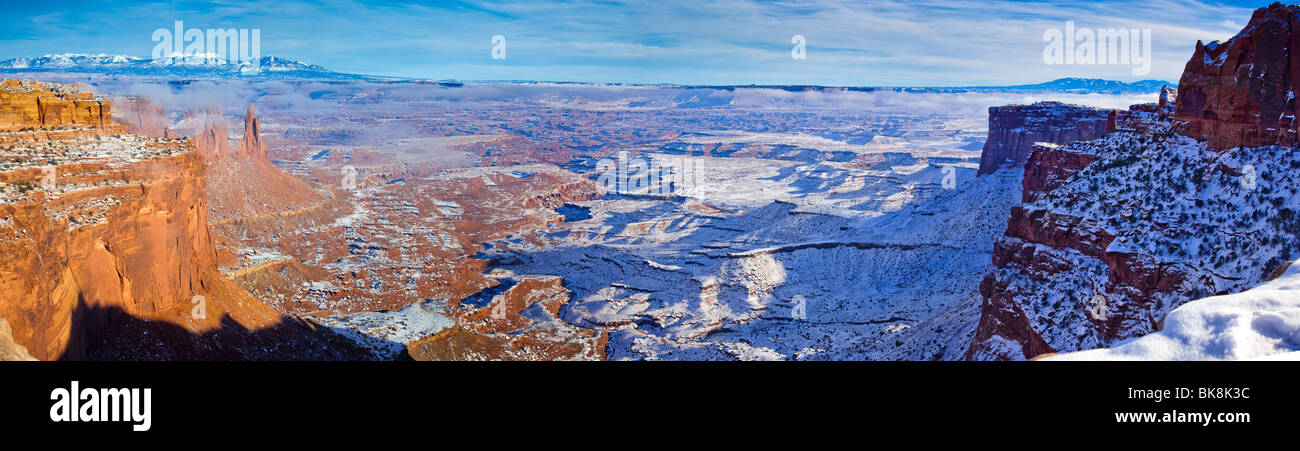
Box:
left=976, top=102, right=1113, bottom=176
left=1175, top=2, right=1300, bottom=150
left=0, top=80, right=114, bottom=132
left=969, top=4, right=1300, bottom=360
left=0, top=80, right=365, bottom=360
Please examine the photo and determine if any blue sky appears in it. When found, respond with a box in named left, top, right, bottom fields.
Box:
left=0, top=0, right=1276, bottom=85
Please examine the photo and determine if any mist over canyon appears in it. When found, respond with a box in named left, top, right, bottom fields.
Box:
left=4, top=3, right=1300, bottom=362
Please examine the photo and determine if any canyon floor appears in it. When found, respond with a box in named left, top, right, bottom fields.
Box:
left=0, top=74, right=1163, bottom=360
left=176, top=81, right=1165, bottom=360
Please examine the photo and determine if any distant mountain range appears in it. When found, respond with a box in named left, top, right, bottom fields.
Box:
left=0, top=54, right=1173, bottom=93
left=0, top=54, right=381, bottom=80
left=982, top=77, right=1175, bottom=94
left=684, top=77, right=1175, bottom=94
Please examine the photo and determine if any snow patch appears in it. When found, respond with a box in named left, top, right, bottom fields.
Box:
left=1049, top=264, right=1300, bottom=361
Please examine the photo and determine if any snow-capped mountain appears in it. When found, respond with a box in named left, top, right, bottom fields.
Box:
left=685, top=78, right=1173, bottom=95
left=991, top=78, right=1174, bottom=94
left=0, top=54, right=375, bottom=80
left=0, top=53, right=1171, bottom=94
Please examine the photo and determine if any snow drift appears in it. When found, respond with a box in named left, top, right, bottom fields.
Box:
left=1048, top=263, right=1300, bottom=361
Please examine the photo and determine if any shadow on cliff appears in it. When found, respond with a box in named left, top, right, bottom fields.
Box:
left=57, top=298, right=411, bottom=361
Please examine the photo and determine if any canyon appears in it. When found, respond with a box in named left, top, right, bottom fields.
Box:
left=23, top=5, right=1300, bottom=360
left=970, top=3, right=1300, bottom=360
left=0, top=69, right=1171, bottom=360
left=0, top=79, right=369, bottom=360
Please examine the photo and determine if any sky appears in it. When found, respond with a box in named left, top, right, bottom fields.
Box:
left=0, top=0, right=1277, bottom=86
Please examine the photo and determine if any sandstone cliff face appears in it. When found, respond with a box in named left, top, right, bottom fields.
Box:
left=1020, top=143, right=1099, bottom=203
left=970, top=83, right=1300, bottom=361
left=0, top=79, right=114, bottom=132
left=964, top=5, right=1300, bottom=360
left=0, top=129, right=294, bottom=358
left=239, top=103, right=268, bottom=160
left=0, top=317, right=36, bottom=361
left=0, top=80, right=368, bottom=360
left=1175, top=2, right=1300, bottom=150
left=971, top=115, right=1259, bottom=359
left=976, top=102, right=1112, bottom=176
left=0, top=145, right=214, bottom=360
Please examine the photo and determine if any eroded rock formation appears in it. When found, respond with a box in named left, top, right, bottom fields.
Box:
left=523, top=178, right=602, bottom=209
left=1175, top=2, right=1300, bottom=150
left=968, top=4, right=1300, bottom=360
left=187, top=104, right=336, bottom=225
left=0, top=317, right=35, bottom=361
left=0, top=79, right=114, bottom=132
left=0, top=80, right=367, bottom=360
left=976, top=102, right=1112, bottom=176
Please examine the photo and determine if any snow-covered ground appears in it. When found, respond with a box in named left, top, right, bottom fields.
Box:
left=483, top=148, right=1022, bottom=359
left=310, top=299, right=455, bottom=359
left=978, top=112, right=1300, bottom=358
left=1047, top=264, right=1300, bottom=361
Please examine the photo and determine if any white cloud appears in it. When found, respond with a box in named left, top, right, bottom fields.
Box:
left=0, top=0, right=1261, bottom=85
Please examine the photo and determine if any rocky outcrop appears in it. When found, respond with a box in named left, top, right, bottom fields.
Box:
left=1174, top=2, right=1300, bottom=150
left=0, top=317, right=35, bottom=361
left=238, top=103, right=268, bottom=160
left=969, top=4, right=1300, bottom=360
left=1020, top=143, right=1099, bottom=202
left=964, top=5, right=1300, bottom=359
left=187, top=104, right=331, bottom=224
left=523, top=178, right=602, bottom=209
left=1000, top=207, right=1115, bottom=259
left=1108, top=103, right=1174, bottom=135
left=0, top=79, right=114, bottom=131
left=970, top=105, right=1207, bottom=360
left=976, top=102, right=1112, bottom=175
left=0, top=131, right=287, bottom=359
left=1159, top=86, right=1177, bottom=111
left=0, top=80, right=367, bottom=360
